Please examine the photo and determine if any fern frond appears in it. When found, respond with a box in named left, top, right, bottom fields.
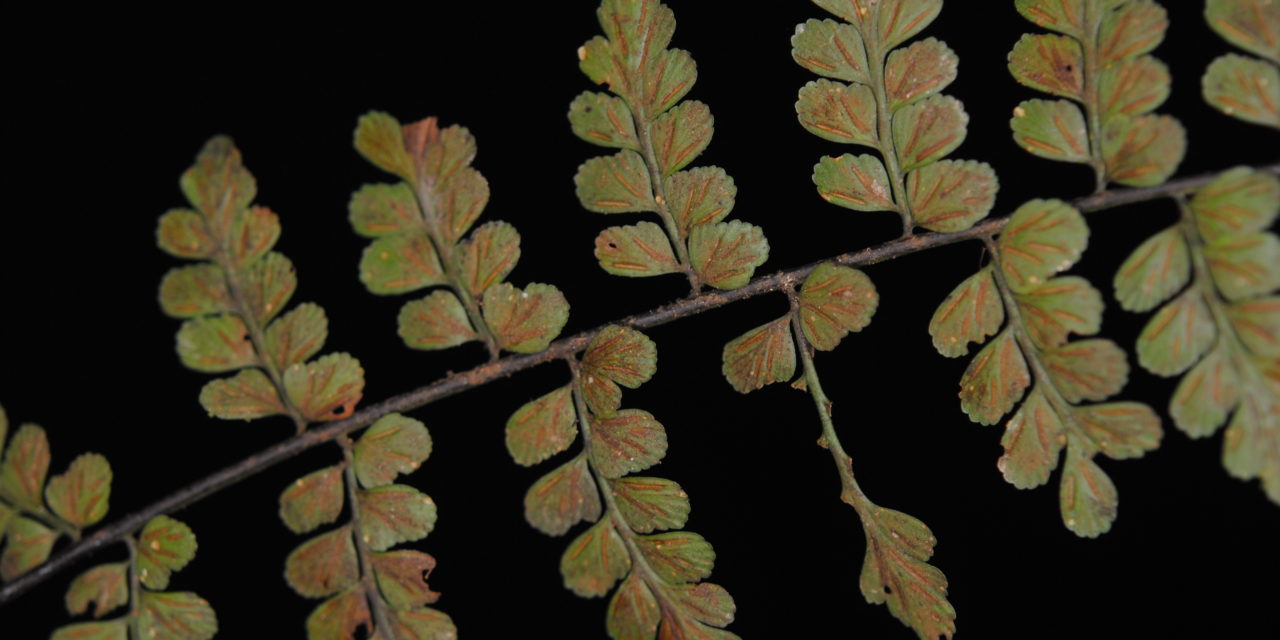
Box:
left=1010, top=0, right=1186, bottom=190
left=160, top=138, right=365, bottom=430
left=51, top=515, right=217, bottom=640
left=508, top=326, right=739, bottom=639
left=796, top=0, right=998, bottom=236
left=932, top=201, right=1162, bottom=537
left=1114, top=168, right=1280, bottom=503
left=0, top=404, right=112, bottom=582
left=573, top=0, right=769, bottom=292
left=281, top=412, right=454, bottom=640
left=352, top=113, right=570, bottom=357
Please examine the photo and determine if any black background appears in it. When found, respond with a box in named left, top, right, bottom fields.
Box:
left=3, top=1, right=1279, bottom=638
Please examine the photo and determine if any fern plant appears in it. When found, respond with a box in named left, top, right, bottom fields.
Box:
left=2, top=1, right=1278, bottom=638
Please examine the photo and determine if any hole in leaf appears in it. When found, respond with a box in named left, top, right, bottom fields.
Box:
left=607, top=242, right=618, bottom=249
left=883, top=585, right=893, bottom=594
left=1064, top=64, right=1073, bottom=72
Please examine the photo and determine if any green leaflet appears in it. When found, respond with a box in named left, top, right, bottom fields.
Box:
left=859, top=505, right=956, bottom=640
left=1190, top=167, right=1280, bottom=243
left=998, top=199, right=1088, bottom=293
left=1207, top=0, right=1280, bottom=62
left=357, top=484, right=437, bottom=552
left=162, top=138, right=365, bottom=428
left=1097, top=0, right=1168, bottom=66
left=458, top=221, right=521, bottom=297
left=574, top=0, right=766, bottom=291
left=998, top=385, right=1066, bottom=489
left=959, top=328, right=1031, bottom=425
left=665, top=167, right=737, bottom=234
left=283, top=353, right=365, bottom=422
left=1228, top=297, right=1280, bottom=357
left=45, top=453, right=111, bottom=529
left=651, top=101, right=714, bottom=175
left=688, top=221, right=769, bottom=290
left=575, top=151, right=657, bottom=214
left=1098, top=56, right=1171, bottom=122
left=791, top=19, right=870, bottom=84
left=813, top=153, right=897, bottom=213
left=156, top=208, right=215, bottom=259
left=66, top=562, right=129, bottom=618
left=1075, top=403, right=1162, bottom=460
left=609, top=477, right=690, bottom=533
left=354, top=414, right=432, bottom=489
left=607, top=572, right=661, bottom=640
left=482, top=283, right=571, bottom=354
left=799, top=0, right=992, bottom=234
left=175, top=314, right=256, bottom=373
left=1203, top=232, right=1280, bottom=301
left=1010, top=99, right=1091, bottom=164
left=905, top=159, right=998, bottom=232
left=524, top=455, right=602, bottom=536
left=198, top=369, right=285, bottom=420
left=1010, top=0, right=1185, bottom=188
left=1, top=517, right=55, bottom=581
left=264, top=303, right=328, bottom=372
left=358, top=231, right=447, bottom=295
left=562, top=519, right=630, bottom=598
left=306, top=587, right=370, bottom=640
left=1114, top=225, right=1190, bottom=313
left=241, top=252, right=296, bottom=326
left=397, top=290, right=479, bottom=350
left=1043, top=339, right=1130, bottom=403
left=507, top=386, right=579, bottom=467
left=1101, top=114, right=1187, bottom=187
left=0, top=423, right=51, bottom=512
left=930, top=267, right=1004, bottom=358
left=569, top=92, right=640, bottom=150
left=348, top=182, right=419, bottom=238
left=1060, top=445, right=1120, bottom=537
left=595, top=222, right=681, bottom=277
left=892, top=95, right=968, bottom=173
left=1008, top=34, right=1084, bottom=100
left=589, top=410, right=668, bottom=479
left=279, top=465, right=345, bottom=535
left=796, top=79, right=879, bottom=146
left=580, top=325, right=660, bottom=416
left=370, top=550, right=441, bottom=609
left=1170, top=345, right=1240, bottom=438
left=138, top=515, right=197, bottom=590
left=285, top=525, right=359, bottom=599
left=139, top=591, right=218, bottom=640
left=813, top=0, right=943, bottom=50
left=159, top=264, right=231, bottom=318
left=1015, top=276, right=1104, bottom=350
left=885, top=38, right=958, bottom=111
left=352, top=112, right=567, bottom=357
left=721, top=317, right=796, bottom=393
left=1204, top=40, right=1280, bottom=128
left=798, top=263, right=879, bottom=351
left=637, top=531, right=715, bottom=584
left=1136, top=289, right=1216, bottom=376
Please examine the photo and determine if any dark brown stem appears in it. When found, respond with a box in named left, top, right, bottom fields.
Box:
left=1, top=163, right=1274, bottom=605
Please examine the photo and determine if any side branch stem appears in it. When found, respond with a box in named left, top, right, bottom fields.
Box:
left=1, top=163, right=1274, bottom=604
left=787, top=292, right=870, bottom=511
